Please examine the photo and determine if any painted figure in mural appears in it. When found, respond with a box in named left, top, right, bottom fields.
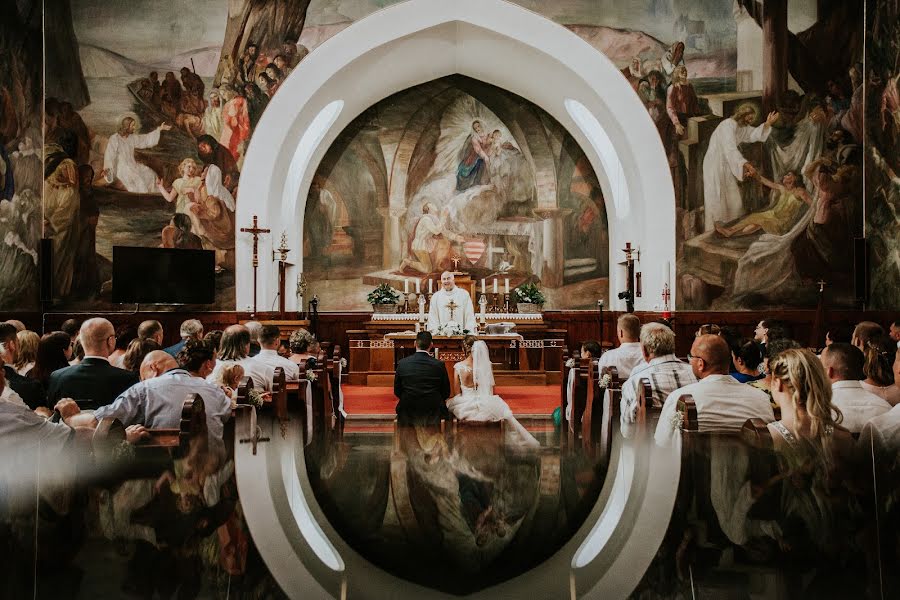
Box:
left=837, top=63, right=864, bottom=144
left=11, top=136, right=41, bottom=196
left=257, top=73, right=277, bottom=99
left=768, top=99, right=828, bottom=186
left=400, top=203, right=463, bottom=275
left=666, top=65, right=702, bottom=206
left=238, top=42, right=260, bottom=85
left=190, top=164, right=237, bottom=272
left=202, top=90, right=224, bottom=140
left=621, top=56, right=643, bottom=92
left=639, top=70, right=671, bottom=142
left=304, top=179, right=334, bottom=262
left=660, top=41, right=685, bottom=83
left=197, top=135, right=239, bottom=194
left=274, top=55, right=292, bottom=79
left=43, top=145, right=80, bottom=299
left=161, top=213, right=203, bottom=250
left=72, top=164, right=100, bottom=299
left=243, top=82, right=269, bottom=128
left=427, top=271, right=476, bottom=333
left=456, top=120, right=491, bottom=192
left=148, top=71, right=162, bottom=108
left=160, top=72, right=182, bottom=120
left=486, top=129, right=530, bottom=204
left=157, top=158, right=203, bottom=215
left=220, top=87, right=251, bottom=161
left=702, top=105, right=778, bottom=232
left=715, top=170, right=811, bottom=238
left=101, top=117, right=171, bottom=194
left=58, top=102, right=90, bottom=166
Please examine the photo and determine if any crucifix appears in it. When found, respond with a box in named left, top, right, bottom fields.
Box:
left=241, top=215, right=270, bottom=317
left=816, top=279, right=827, bottom=294
left=446, top=299, right=458, bottom=322
left=450, top=255, right=461, bottom=272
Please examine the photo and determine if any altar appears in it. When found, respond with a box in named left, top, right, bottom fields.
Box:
left=347, top=314, right=566, bottom=386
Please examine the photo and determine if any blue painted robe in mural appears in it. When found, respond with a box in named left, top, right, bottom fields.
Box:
left=456, top=133, right=490, bottom=192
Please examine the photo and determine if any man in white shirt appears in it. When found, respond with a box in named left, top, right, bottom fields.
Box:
left=890, top=319, right=900, bottom=348
left=597, top=313, right=643, bottom=379
left=621, top=322, right=696, bottom=436
left=253, top=324, right=300, bottom=381
left=820, top=343, right=890, bottom=433
left=655, top=334, right=775, bottom=446
left=427, top=271, right=476, bottom=334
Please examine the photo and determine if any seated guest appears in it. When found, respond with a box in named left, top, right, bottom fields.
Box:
left=92, top=344, right=231, bottom=459
left=580, top=340, right=602, bottom=360
left=731, top=338, right=764, bottom=383
left=60, top=318, right=80, bottom=344
left=824, top=323, right=853, bottom=347
left=164, top=319, right=203, bottom=357
left=288, top=328, right=319, bottom=367
left=137, top=319, right=164, bottom=346
left=70, top=337, right=85, bottom=365
left=820, top=343, right=890, bottom=433
left=204, top=329, right=224, bottom=354
left=46, top=318, right=140, bottom=408
left=564, top=340, right=603, bottom=425
left=851, top=321, right=883, bottom=352
left=253, top=324, right=300, bottom=381
left=860, top=334, right=900, bottom=405
left=245, top=320, right=263, bottom=356
left=859, top=350, right=900, bottom=451
left=13, top=330, right=39, bottom=376
left=890, top=318, right=900, bottom=348
left=596, top=314, right=643, bottom=378
left=29, top=331, right=72, bottom=390
left=212, top=363, right=244, bottom=404
left=109, top=324, right=137, bottom=368
left=696, top=323, right=721, bottom=337
left=207, top=324, right=273, bottom=390
left=621, top=323, right=696, bottom=435
left=122, top=338, right=162, bottom=372
left=0, top=323, right=45, bottom=409
left=5, top=319, right=26, bottom=332
left=750, top=337, right=802, bottom=396
left=655, top=334, right=775, bottom=446
left=754, top=319, right=790, bottom=360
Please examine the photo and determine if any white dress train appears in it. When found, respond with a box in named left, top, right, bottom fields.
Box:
left=447, top=363, right=540, bottom=449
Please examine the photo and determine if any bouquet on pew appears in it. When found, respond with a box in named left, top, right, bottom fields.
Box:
left=247, top=388, right=265, bottom=409
left=305, top=370, right=318, bottom=382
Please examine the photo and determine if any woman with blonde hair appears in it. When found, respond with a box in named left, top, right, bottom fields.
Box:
left=448, top=335, right=539, bottom=448
left=288, top=328, right=320, bottom=368
left=861, top=334, right=900, bottom=405
left=13, top=330, right=39, bottom=376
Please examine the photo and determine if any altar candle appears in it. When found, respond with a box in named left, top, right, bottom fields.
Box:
left=504, top=278, right=510, bottom=294
left=493, top=279, right=498, bottom=294
left=428, top=279, right=433, bottom=294
left=415, top=279, right=420, bottom=294
left=404, top=278, right=409, bottom=294
left=481, top=278, right=486, bottom=294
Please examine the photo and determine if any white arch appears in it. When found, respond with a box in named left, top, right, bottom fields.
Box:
left=237, top=0, right=675, bottom=313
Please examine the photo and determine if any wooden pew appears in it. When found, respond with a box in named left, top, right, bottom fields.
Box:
left=582, top=360, right=620, bottom=467
left=298, top=360, right=334, bottom=435
left=235, top=376, right=253, bottom=406
left=270, top=366, right=288, bottom=421
left=567, top=358, right=592, bottom=436
left=330, top=344, right=344, bottom=423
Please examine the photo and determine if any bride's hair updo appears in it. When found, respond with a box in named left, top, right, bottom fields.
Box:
left=462, top=335, right=478, bottom=356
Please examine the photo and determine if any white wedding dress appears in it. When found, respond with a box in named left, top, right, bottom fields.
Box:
left=447, top=341, right=540, bottom=449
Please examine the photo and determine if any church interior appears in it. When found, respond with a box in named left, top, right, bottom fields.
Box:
left=1, top=0, right=900, bottom=598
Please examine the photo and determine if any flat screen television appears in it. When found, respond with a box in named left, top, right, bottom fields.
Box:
left=112, top=246, right=216, bottom=304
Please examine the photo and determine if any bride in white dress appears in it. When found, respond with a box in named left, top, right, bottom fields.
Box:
left=448, top=337, right=540, bottom=448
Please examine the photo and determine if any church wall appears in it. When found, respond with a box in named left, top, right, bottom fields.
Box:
left=4, top=1, right=894, bottom=314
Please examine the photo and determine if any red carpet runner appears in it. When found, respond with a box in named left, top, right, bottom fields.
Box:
left=343, top=385, right=558, bottom=416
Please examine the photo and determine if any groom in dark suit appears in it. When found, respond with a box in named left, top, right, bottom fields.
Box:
left=394, top=331, right=451, bottom=426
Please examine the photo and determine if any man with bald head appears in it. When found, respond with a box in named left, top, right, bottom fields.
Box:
left=655, top=334, right=774, bottom=446
left=427, top=271, right=476, bottom=333
left=47, top=318, right=139, bottom=408
left=92, top=339, right=231, bottom=456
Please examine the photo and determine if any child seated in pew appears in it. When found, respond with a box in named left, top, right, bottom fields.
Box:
left=214, top=363, right=244, bottom=406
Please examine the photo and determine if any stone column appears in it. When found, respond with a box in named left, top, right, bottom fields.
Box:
left=533, top=208, right=571, bottom=289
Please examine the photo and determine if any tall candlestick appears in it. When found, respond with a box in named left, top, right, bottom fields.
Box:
left=504, top=278, right=510, bottom=295
left=428, top=279, right=433, bottom=294
left=493, top=279, right=498, bottom=294
left=415, top=279, right=420, bottom=294
left=481, top=278, right=486, bottom=294
left=404, top=278, right=409, bottom=294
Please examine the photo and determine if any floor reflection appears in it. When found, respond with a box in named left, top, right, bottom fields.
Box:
left=305, top=420, right=607, bottom=595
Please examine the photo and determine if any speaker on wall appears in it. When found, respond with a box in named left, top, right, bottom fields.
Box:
left=40, top=238, right=52, bottom=302
left=853, top=237, right=868, bottom=304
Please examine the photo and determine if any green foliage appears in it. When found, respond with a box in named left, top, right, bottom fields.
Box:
left=367, top=283, right=401, bottom=305
left=514, top=282, right=545, bottom=304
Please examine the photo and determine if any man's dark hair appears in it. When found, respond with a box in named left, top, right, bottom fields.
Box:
left=60, top=319, right=80, bottom=338
left=0, top=323, right=17, bottom=344
left=826, top=323, right=853, bottom=345
left=203, top=330, right=224, bottom=354
left=766, top=338, right=802, bottom=362
left=115, top=325, right=138, bottom=351
left=259, top=324, right=281, bottom=346
left=733, top=338, right=762, bottom=370
left=824, top=342, right=865, bottom=380
left=415, top=331, right=433, bottom=351
left=762, top=320, right=791, bottom=342
left=178, top=338, right=217, bottom=373
left=581, top=340, right=602, bottom=357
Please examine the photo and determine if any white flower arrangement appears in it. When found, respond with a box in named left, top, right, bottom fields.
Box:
left=599, top=373, right=612, bottom=388
left=565, top=358, right=576, bottom=368
left=339, top=357, right=348, bottom=369
left=305, top=370, right=318, bottom=382
left=670, top=410, right=685, bottom=432
left=247, top=388, right=265, bottom=409
left=435, top=321, right=467, bottom=336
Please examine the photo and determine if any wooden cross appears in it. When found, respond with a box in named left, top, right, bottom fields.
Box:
left=241, top=215, right=270, bottom=316
left=817, top=279, right=827, bottom=293
left=446, top=299, right=458, bottom=321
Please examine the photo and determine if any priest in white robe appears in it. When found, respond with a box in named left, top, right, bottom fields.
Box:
left=702, top=106, right=778, bottom=232
left=102, top=117, right=170, bottom=194
left=427, top=271, right=476, bottom=334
